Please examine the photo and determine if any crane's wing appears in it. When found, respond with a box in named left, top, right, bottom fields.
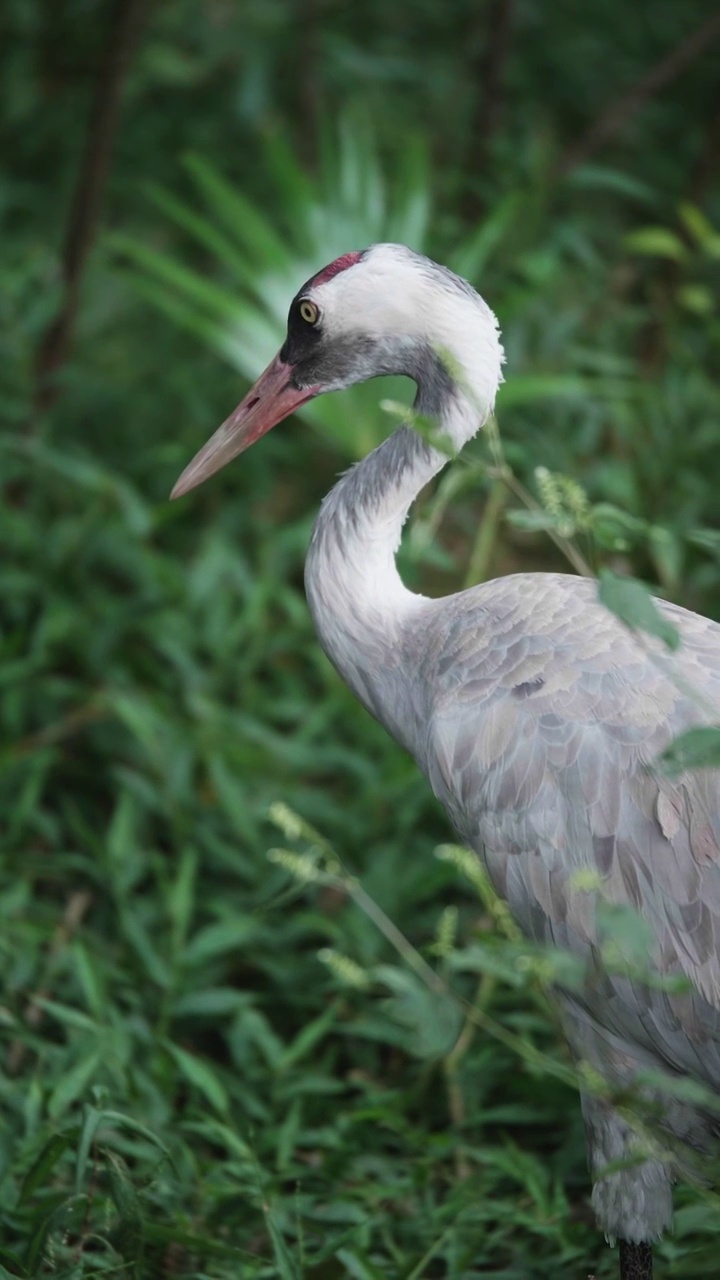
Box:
left=420, top=575, right=720, bottom=1046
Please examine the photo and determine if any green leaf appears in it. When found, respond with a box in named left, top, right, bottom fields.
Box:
left=658, top=727, right=720, bottom=776
left=168, top=845, right=199, bottom=954
left=106, top=1152, right=141, bottom=1218
left=108, top=232, right=242, bottom=321
left=0, top=1248, right=26, bottom=1274
left=75, top=1105, right=103, bottom=1190
left=182, top=916, right=260, bottom=966
left=677, top=284, right=714, bottom=315
left=264, top=1204, right=301, bottom=1280
left=336, top=1248, right=388, bottom=1280
left=33, top=999, right=98, bottom=1033
left=20, top=1131, right=75, bottom=1204
left=118, top=903, right=172, bottom=988
left=144, top=182, right=255, bottom=282
left=497, top=374, right=588, bottom=407
left=375, top=966, right=462, bottom=1059
left=678, top=202, right=720, bottom=252
left=277, top=1001, right=339, bottom=1070
left=106, top=1151, right=144, bottom=1268
left=589, top=503, right=647, bottom=551
left=24, top=1194, right=88, bottom=1272
left=451, top=192, right=520, bottom=280
left=98, top=1111, right=172, bottom=1161
left=597, top=570, right=680, bottom=650
left=276, top=1098, right=302, bottom=1172
left=48, top=1053, right=102, bottom=1119
left=624, top=227, right=688, bottom=260
left=72, top=942, right=107, bottom=1021
left=568, top=165, right=655, bottom=202
left=505, top=509, right=561, bottom=533
left=596, top=902, right=653, bottom=968
left=164, top=1041, right=229, bottom=1115
left=184, top=153, right=290, bottom=266
left=688, top=528, right=720, bottom=559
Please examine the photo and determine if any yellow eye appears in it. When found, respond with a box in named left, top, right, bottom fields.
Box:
left=299, top=299, right=320, bottom=325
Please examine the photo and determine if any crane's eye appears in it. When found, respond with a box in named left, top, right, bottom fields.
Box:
left=299, top=299, right=320, bottom=326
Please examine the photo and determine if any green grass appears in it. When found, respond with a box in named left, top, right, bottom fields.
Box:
left=3, top=400, right=720, bottom=1277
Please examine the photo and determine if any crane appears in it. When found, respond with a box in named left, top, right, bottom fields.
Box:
left=171, top=244, right=720, bottom=1280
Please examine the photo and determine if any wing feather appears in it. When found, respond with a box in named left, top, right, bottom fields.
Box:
left=416, top=573, right=720, bottom=1080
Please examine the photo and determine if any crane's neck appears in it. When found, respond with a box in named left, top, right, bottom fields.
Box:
left=304, top=368, right=494, bottom=742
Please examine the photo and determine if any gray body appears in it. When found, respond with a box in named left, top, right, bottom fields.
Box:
left=305, top=394, right=720, bottom=1246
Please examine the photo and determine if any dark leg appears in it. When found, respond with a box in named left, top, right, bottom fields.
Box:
left=619, top=1241, right=653, bottom=1280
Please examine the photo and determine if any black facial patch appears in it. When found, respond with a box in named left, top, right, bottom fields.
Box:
left=280, top=254, right=372, bottom=382
left=280, top=295, right=326, bottom=370
left=282, top=317, right=379, bottom=389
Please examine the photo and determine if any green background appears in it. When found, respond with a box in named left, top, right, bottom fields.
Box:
left=1, top=1, right=719, bottom=1275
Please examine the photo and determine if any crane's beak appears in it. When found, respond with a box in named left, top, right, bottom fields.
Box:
left=170, top=353, right=319, bottom=499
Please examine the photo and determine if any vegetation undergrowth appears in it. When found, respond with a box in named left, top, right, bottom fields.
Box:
left=2, top=4, right=720, bottom=1276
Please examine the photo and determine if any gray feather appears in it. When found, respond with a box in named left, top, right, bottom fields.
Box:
left=297, top=248, right=720, bottom=1243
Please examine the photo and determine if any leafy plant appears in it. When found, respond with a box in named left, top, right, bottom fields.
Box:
left=110, top=118, right=434, bottom=458
left=3, top=5, right=720, bottom=1274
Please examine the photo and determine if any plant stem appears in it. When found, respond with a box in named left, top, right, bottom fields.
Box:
left=343, top=877, right=445, bottom=995
left=557, top=14, right=720, bottom=176
left=444, top=972, right=497, bottom=1178
left=34, top=0, right=145, bottom=415
left=494, top=465, right=594, bottom=576
left=463, top=479, right=506, bottom=588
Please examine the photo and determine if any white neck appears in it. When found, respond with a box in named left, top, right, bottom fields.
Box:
left=304, top=381, right=488, bottom=742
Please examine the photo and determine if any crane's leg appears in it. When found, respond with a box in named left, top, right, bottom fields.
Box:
left=619, top=1241, right=653, bottom=1280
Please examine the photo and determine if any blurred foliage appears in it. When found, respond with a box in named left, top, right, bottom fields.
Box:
left=1, top=0, right=720, bottom=1276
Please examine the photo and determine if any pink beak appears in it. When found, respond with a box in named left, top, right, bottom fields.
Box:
left=171, top=354, right=319, bottom=499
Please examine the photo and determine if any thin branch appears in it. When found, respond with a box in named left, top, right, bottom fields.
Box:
left=463, top=479, right=507, bottom=588
left=34, top=0, right=146, bottom=415
left=557, top=13, right=720, bottom=177
left=343, top=877, right=446, bottom=995
left=494, top=465, right=593, bottom=577
left=483, top=417, right=594, bottom=577
left=4, top=700, right=107, bottom=760
left=462, top=0, right=516, bottom=218
left=689, top=92, right=720, bottom=205
left=474, top=0, right=516, bottom=167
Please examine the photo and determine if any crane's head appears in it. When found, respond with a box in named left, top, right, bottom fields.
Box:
left=171, top=244, right=503, bottom=499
